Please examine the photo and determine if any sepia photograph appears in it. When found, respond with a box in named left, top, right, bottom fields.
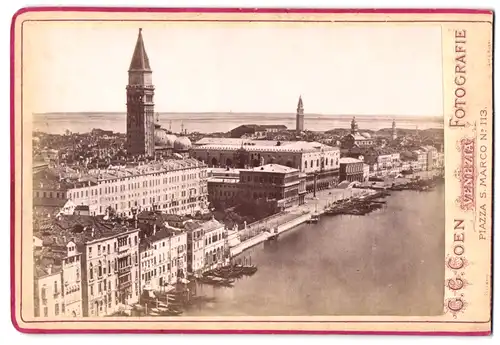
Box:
left=11, top=8, right=493, bottom=334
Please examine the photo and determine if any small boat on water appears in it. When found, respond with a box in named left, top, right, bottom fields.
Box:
left=307, top=213, right=320, bottom=223
left=198, top=275, right=235, bottom=287
left=234, top=264, right=258, bottom=275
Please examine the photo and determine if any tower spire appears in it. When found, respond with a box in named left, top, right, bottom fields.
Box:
left=129, top=28, right=151, bottom=72
left=296, top=95, right=304, bottom=133
left=391, top=118, right=397, bottom=140
left=351, top=116, right=358, bottom=134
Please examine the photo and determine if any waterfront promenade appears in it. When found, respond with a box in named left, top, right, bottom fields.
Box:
left=228, top=169, right=443, bottom=258
left=229, top=187, right=370, bottom=257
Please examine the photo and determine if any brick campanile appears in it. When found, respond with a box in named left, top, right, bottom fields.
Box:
left=126, top=28, right=155, bottom=157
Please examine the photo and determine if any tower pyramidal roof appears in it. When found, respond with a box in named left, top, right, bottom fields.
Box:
left=297, top=95, right=303, bottom=108
left=129, top=28, right=151, bottom=72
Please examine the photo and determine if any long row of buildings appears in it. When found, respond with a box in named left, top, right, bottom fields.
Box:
left=33, top=136, right=443, bottom=219
left=33, top=213, right=228, bottom=318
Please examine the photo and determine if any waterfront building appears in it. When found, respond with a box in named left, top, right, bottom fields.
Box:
left=420, top=145, right=439, bottom=171
left=340, top=117, right=375, bottom=149
left=347, top=147, right=401, bottom=175
left=139, top=224, right=188, bottom=291
left=411, top=149, right=428, bottom=171
left=191, top=139, right=340, bottom=191
left=185, top=222, right=206, bottom=276
left=80, top=225, right=140, bottom=317
left=33, top=158, right=209, bottom=217
left=199, top=219, right=227, bottom=270
left=126, top=28, right=155, bottom=157
left=207, top=164, right=307, bottom=209
left=207, top=169, right=241, bottom=207
left=239, top=164, right=306, bottom=208
left=33, top=215, right=141, bottom=317
left=435, top=152, right=445, bottom=169
left=296, top=96, right=304, bottom=132
left=339, top=157, right=365, bottom=183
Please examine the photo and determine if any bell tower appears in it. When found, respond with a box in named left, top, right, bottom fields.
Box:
left=126, top=28, right=155, bottom=157
left=296, top=96, right=304, bottom=133
left=391, top=119, right=397, bottom=140
left=350, top=116, right=358, bottom=134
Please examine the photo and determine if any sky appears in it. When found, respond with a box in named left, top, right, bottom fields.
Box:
left=23, top=21, right=443, bottom=116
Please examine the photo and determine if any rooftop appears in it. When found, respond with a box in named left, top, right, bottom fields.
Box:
left=33, top=158, right=206, bottom=190
left=33, top=214, right=139, bottom=247
left=246, top=164, right=299, bottom=174
left=194, top=140, right=338, bottom=153
left=139, top=226, right=184, bottom=250
left=339, top=157, right=363, bottom=164
left=208, top=177, right=240, bottom=184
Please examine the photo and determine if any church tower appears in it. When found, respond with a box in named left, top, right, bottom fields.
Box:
left=296, top=96, right=304, bottom=132
left=391, top=119, right=397, bottom=140
left=126, top=28, right=155, bottom=157
left=350, top=116, right=359, bottom=134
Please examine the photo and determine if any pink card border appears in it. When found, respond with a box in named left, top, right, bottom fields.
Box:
left=10, top=6, right=493, bottom=335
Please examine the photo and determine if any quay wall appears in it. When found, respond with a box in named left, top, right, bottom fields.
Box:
left=230, top=232, right=269, bottom=257
left=276, top=213, right=312, bottom=234
left=229, top=212, right=312, bottom=257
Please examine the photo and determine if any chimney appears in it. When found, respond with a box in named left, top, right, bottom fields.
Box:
left=91, top=228, right=95, bottom=238
left=47, top=264, right=52, bottom=275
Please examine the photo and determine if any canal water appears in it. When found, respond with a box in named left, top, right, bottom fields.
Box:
left=185, top=184, right=445, bottom=317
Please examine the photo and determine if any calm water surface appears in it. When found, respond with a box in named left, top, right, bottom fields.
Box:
left=186, top=185, right=445, bottom=317
left=34, top=113, right=443, bottom=134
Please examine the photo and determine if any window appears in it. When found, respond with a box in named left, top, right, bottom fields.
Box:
left=89, top=263, right=94, bottom=280
left=54, top=281, right=58, bottom=294
left=98, top=261, right=102, bottom=277
left=55, top=303, right=59, bottom=316
left=43, top=307, right=48, bottom=317
left=88, top=247, right=92, bottom=258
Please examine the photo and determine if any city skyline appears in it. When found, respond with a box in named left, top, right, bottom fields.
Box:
left=24, top=22, right=443, bottom=116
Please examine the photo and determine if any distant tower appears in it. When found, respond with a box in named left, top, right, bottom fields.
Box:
left=296, top=96, right=304, bottom=132
left=392, top=119, right=397, bottom=140
left=126, top=28, right=155, bottom=157
left=350, top=116, right=359, bottom=134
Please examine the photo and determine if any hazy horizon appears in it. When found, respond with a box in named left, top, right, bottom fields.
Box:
left=34, top=111, right=443, bottom=119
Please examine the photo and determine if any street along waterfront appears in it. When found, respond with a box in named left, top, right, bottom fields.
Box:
left=184, top=184, right=445, bottom=317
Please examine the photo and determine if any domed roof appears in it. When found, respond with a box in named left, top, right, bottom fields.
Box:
left=361, top=132, right=371, bottom=139
left=174, top=136, right=192, bottom=151
left=154, top=128, right=176, bottom=148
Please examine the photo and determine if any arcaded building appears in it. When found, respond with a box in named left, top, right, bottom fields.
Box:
left=191, top=139, right=340, bottom=191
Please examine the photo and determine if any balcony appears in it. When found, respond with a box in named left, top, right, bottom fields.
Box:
left=118, top=264, right=132, bottom=276
left=118, top=280, right=132, bottom=289
left=117, top=243, right=130, bottom=253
